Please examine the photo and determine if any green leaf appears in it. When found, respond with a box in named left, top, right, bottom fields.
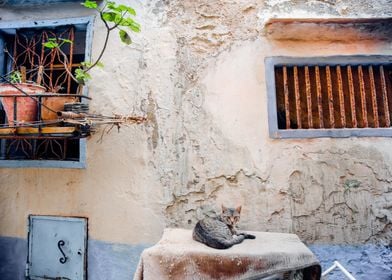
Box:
left=119, top=29, right=132, bottom=45
left=60, top=38, right=73, bottom=44
left=102, top=11, right=118, bottom=22
left=81, top=0, right=98, bottom=9
left=127, top=21, right=141, bottom=33
left=96, top=61, right=105, bottom=68
left=43, top=41, right=59, bottom=49
left=116, top=17, right=141, bottom=32
left=80, top=61, right=93, bottom=68
left=117, top=4, right=136, bottom=15
left=74, top=68, right=91, bottom=84
left=106, top=1, right=116, bottom=9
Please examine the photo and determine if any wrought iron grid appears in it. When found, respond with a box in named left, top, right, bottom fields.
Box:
left=11, top=26, right=80, bottom=94
left=0, top=26, right=84, bottom=161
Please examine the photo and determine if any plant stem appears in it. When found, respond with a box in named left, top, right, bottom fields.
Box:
left=85, top=15, right=111, bottom=73
left=57, top=48, right=80, bottom=84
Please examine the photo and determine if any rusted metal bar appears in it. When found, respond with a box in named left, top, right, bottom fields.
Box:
left=282, top=66, right=291, bottom=129
left=0, top=135, right=83, bottom=140
left=368, top=66, right=379, bottom=127
left=0, top=94, right=91, bottom=99
left=293, top=66, right=302, bottom=128
left=326, top=66, right=335, bottom=128
left=347, top=65, right=357, bottom=128
left=315, top=66, right=324, bottom=128
left=336, top=65, right=346, bottom=127
left=12, top=33, right=18, bottom=70
left=49, top=44, right=56, bottom=90
left=358, top=66, right=368, bottom=127
left=305, top=66, right=313, bottom=128
left=380, top=65, right=391, bottom=127
left=67, top=28, right=75, bottom=94
left=40, top=32, right=46, bottom=66
left=29, top=37, right=36, bottom=81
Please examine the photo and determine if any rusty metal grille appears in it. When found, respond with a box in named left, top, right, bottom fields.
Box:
left=0, top=24, right=87, bottom=161
left=9, top=26, right=84, bottom=94
left=274, top=64, right=392, bottom=130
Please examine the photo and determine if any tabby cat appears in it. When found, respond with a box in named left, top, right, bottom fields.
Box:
left=192, top=205, right=256, bottom=249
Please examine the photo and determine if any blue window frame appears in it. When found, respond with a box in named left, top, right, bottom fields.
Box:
left=1, top=0, right=81, bottom=5
left=0, top=17, right=94, bottom=168
left=265, top=55, right=392, bottom=139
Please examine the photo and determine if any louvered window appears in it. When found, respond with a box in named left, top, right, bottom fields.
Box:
left=266, top=56, right=392, bottom=138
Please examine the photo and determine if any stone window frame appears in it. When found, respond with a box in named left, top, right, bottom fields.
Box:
left=0, top=16, right=94, bottom=168
left=265, top=55, right=392, bottom=139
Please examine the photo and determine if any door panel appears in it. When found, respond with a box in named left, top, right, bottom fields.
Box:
left=28, top=216, right=87, bottom=280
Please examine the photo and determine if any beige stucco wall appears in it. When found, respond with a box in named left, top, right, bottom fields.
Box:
left=0, top=0, right=391, bottom=246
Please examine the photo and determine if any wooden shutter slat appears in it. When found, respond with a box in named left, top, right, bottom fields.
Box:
left=315, top=66, right=324, bottom=128
left=347, top=65, right=358, bottom=128
left=305, top=66, right=313, bottom=128
left=293, top=66, right=302, bottom=128
left=368, top=66, right=379, bottom=127
left=380, top=65, right=391, bottom=127
left=336, top=65, right=346, bottom=127
left=283, top=66, right=291, bottom=129
left=358, top=66, right=368, bottom=127
left=326, top=66, right=335, bottom=128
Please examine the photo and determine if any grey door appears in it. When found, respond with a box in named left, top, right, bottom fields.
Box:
left=27, top=215, right=87, bottom=280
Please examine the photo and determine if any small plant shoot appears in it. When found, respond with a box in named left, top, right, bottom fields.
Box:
left=9, top=71, right=22, bottom=83
left=43, top=0, right=140, bottom=85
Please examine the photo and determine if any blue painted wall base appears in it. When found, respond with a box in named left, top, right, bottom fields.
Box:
left=0, top=236, right=391, bottom=280
left=0, top=236, right=150, bottom=280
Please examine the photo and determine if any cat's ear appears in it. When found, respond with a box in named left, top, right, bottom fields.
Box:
left=221, top=205, right=227, bottom=212
left=236, top=205, right=242, bottom=213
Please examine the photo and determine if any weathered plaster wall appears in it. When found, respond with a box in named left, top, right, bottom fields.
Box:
left=0, top=0, right=392, bottom=278
left=160, top=0, right=392, bottom=246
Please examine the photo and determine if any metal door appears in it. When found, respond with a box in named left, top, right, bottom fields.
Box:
left=27, top=215, right=87, bottom=280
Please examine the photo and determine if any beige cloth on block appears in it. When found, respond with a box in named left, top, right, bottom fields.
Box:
left=134, top=228, right=321, bottom=280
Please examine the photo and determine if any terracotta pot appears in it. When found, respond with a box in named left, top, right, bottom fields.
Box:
left=41, top=95, right=78, bottom=121
left=0, top=83, right=46, bottom=126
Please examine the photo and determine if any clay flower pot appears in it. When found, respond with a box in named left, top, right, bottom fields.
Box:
left=41, top=95, right=78, bottom=121
left=0, top=83, right=46, bottom=126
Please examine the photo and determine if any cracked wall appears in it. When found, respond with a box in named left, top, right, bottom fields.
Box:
left=0, top=0, right=391, bottom=249
left=160, top=0, right=392, bottom=245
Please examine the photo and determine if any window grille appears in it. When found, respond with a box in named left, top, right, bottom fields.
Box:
left=0, top=18, right=92, bottom=168
left=266, top=56, right=392, bottom=138
left=11, top=26, right=83, bottom=95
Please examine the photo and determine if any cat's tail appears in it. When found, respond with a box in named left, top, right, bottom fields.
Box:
left=240, top=233, right=256, bottom=239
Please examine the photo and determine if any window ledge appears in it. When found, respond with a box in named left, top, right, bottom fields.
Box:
left=270, top=128, right=392, bottom=139
left=265, top=17, right=392, bottom=41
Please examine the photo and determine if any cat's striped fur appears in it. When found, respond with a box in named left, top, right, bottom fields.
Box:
left=193, top=205, right=255, bottom=249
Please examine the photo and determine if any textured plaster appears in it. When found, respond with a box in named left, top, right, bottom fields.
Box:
left=0, top=0, right=391, bottom=250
